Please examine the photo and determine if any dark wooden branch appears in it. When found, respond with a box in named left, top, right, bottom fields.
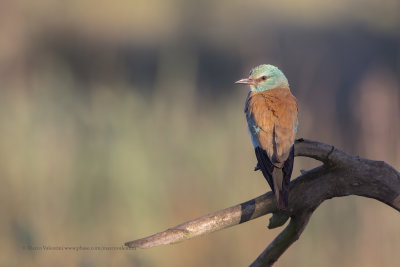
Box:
left=125, top=139, right=400, bottom=266
left=250, top=211, right=312, bottom=266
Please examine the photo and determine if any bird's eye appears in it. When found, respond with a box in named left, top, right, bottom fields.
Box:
left=261, top=76, right=267, bottom=81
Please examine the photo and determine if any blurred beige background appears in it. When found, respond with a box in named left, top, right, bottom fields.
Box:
left=1, top=0, right=400, bottom=266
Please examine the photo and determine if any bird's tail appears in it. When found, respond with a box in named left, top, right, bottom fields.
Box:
left=272, top=168, right=288, bottom=210
left=254, top=146, right=294, bottom=210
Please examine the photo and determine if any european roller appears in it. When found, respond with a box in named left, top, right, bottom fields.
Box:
left=236, top=64, right=298, bottom=210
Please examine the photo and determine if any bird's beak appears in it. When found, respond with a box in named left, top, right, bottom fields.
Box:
left=235, top=78, right=254, bottom=85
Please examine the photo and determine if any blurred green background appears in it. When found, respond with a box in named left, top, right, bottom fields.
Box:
left=1, top=0, right=400, bottom=266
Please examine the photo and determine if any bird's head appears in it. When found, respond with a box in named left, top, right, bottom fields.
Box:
left=235, top=64, right=289, bottom=92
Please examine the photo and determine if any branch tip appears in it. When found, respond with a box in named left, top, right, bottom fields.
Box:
left=268, top=213, right=290, bottom=229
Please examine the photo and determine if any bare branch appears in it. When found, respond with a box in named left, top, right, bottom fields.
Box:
left=125, top=139, right=400, bottom=266
left=125, top=192, right=277, bottom=249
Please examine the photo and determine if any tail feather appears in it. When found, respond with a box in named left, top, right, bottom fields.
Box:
left=272, top=168, right=287, bottom=210
left=255, top=146, right=295, bottom=210
left=281, top=146, right=295, bottom=208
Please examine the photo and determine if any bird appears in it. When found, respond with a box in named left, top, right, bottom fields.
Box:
left=236, top=64, right=298, bottom=210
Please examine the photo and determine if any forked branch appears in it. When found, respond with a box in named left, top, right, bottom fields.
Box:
left=125, top=139, right=400, bottom=266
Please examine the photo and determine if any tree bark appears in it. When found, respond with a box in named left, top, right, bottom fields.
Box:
left=125, top=139, right=400, bottom=266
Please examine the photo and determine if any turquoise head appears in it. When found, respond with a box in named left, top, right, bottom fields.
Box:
left=235, top=64, right=289, bottom=92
